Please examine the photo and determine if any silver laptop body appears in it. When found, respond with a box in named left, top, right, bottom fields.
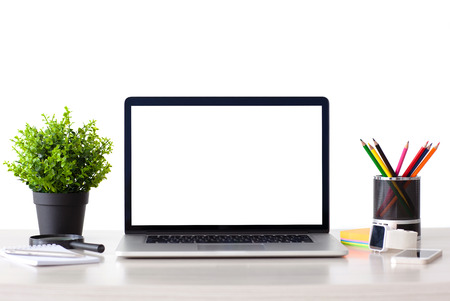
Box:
left=116, top=97, right=348, bottom=258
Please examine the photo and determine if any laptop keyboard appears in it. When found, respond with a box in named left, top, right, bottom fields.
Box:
left=146, top=234, right=313, bottom=244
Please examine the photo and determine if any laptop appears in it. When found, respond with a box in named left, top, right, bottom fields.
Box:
left=116, top=97, right=348, bottom=257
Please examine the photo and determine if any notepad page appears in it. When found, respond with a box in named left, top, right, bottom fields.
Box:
left=0, top=244, right=100, bottom=266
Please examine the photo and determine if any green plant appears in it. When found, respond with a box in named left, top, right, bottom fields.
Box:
left=4, top=107, right=113, bottom=193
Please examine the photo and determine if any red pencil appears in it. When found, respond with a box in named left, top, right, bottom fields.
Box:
left=411, top=143, right=440, bottom=177
left=380, top=143, right=440, bottom=217
left=401, top=141, right=427, bottom=177
left=377, top=142, right=441, bottom=216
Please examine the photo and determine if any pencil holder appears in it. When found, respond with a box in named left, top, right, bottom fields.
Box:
left=373, top=176, right=421, bottom=237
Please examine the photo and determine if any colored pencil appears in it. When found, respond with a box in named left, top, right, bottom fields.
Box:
left=408, top=144, right=431, bottom=177
left=401, top=142, right=428, bottom=177
left=379, top=184, right=409, bottom=217
left=362, top=138, right=397, bottom=214
left=373, top=138, right=396, bottom=176
left=369, top=143, right=391, bottom=177
left=411, top=143, right=440, bottom=177
left=367, top=142, right=412, bottom=214
left=395, top=141, right=409, bottom=176
left=380, top=142, right=440, bottom=217
left=360, top=139, right=386, bottom=176
left=377, top=141, right=407, bottom=215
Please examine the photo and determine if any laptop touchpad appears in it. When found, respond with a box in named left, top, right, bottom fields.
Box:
left=197, top=244, right=265, bottom=251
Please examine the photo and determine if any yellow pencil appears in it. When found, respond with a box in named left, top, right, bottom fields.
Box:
left=368, top=144, right=392, bottom=177
left=369, top=143, right=411, bottom=210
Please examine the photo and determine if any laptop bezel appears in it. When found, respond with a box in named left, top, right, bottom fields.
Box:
left=124, top=97, right=330, bottom=234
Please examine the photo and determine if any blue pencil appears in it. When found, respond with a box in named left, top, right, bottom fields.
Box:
left=408, top=144, right=431, bottom=176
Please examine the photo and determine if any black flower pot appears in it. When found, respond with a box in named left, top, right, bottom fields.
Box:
left=33, top=192, right=89, bottom=235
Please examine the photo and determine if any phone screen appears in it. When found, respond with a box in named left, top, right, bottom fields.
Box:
left=397, top=249, right=438, bottom=258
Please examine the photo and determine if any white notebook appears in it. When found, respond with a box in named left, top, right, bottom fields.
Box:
left=0, top=244, right=100, bottom=266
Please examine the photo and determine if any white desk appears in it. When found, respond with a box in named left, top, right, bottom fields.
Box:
left=1, top=228, right=449, bottom=301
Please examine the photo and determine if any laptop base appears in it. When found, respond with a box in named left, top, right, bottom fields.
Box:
left=116, top=233, right=348, bottom=258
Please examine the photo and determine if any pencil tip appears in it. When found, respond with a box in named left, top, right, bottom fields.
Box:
left=436, top=142, right=440, bottom=149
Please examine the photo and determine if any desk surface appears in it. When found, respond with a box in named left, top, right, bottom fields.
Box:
left=1, top=228, right=450, bottom=301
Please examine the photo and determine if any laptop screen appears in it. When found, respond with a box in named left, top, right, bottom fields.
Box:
left=125, top=97, right=329, bottom=233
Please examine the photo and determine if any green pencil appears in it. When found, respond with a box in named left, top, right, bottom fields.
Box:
left=360, top=139, right=387, bottom=177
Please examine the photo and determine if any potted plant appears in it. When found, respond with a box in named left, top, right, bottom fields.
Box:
left=4, top=107, right=113, bottom=235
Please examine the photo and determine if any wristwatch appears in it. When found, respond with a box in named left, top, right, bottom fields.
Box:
left=369, top=223, right=418, bottom=252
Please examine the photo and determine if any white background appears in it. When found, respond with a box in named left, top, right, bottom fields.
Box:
left=0, top=1, right=449, bottom=232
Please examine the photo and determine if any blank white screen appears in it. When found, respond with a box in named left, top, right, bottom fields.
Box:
left=131, top=105, right=322, bottom=225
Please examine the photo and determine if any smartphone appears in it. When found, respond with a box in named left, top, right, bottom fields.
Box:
left=391, top=249, right=442, bottom=265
